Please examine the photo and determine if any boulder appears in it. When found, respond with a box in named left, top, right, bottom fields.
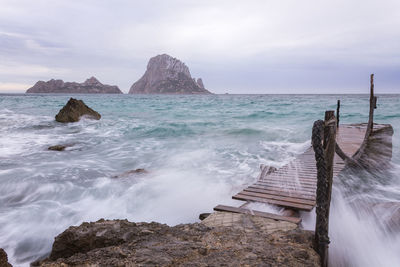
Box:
left=0, top=248, right=12, bottom=267
left=129, top=54, right=211, bottom=94
left=26, top=77, right=122, bottom=94
left=36, top=215, right=319, bottom=266
left=55, top=98, right=101, bottom=123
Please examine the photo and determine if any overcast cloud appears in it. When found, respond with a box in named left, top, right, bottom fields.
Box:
left=0, top=0, right=399, bottom=93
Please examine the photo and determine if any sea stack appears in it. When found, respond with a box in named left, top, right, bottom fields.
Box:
left=26, top=77, right=122, bottom=94
left=129, top=54, right=211, bottom=94
left=55, top=98, right=101, bottom=123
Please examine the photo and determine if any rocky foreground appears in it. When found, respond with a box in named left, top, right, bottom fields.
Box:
left=129, top=54, right=211, bottom=94
left=35, top=212, right=319, bottom=266
left=26, top=77, right=122, bottom=94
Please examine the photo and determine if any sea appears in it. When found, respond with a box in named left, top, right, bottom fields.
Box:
left=0, top=94, right=399, bottom=266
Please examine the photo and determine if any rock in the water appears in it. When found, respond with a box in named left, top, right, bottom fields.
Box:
left=37, top=215, right=319, bottom=266
left=55, top=98, right=101, bottom=123
left=26, top=76, right=122, bottom=94
left=0, top=248, right=12, bottom=267
left=112, top=168, right=148, bottom=178
left=48, top=145, right=67, bottom=151
left=129, top=54, right=211, bottom=94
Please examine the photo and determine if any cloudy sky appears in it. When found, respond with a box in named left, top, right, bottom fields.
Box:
left=0, top=0, right=399, bottom=94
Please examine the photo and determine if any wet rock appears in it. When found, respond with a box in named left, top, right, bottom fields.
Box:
left=55, top=98, right=101, bottom=123
left=112, top=168, right=148, bottom=178
left=48, top=145, right=67, bottom=151
left=37, top=214, right=319, bottom=266
left=0, top=248, right=12, bottom=267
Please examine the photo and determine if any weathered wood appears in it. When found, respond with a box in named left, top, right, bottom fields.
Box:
left=250, top=184, right=316, bottom=197
left=337, top=100, right=340, bottom=127
left=353, top=74, right=376, bottom=161
left=213, top=205, right=302, bottom=224
left=245, top=186, right=316, bottom=201
left=232, top=193, right=314, bottom=211
left=236, top=190, right=316, bottom=206
left=314, top=111, right=337, bottom=267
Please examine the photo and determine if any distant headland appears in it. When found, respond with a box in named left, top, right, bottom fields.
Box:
left=26, top=77, right=122, bottom=94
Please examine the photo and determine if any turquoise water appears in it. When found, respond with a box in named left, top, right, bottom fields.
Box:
left=0, top=94, right=399, bottom=266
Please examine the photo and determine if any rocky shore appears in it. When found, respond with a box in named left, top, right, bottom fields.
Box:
left=35, top=212, right=319, bottom=266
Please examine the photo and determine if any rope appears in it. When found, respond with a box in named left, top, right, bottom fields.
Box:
left=312, top=120, right=330, bottom=247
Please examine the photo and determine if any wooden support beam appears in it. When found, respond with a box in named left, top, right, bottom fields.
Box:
left=336, top=100, right=340, bottom=127
left=313, top=111, right=337, bottom=267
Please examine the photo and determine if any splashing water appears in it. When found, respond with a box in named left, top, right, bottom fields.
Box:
left=0, top=93, right=399, bottom=266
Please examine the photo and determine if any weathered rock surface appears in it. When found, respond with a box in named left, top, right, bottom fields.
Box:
left=36, top=213, right=319, bottom=266
left=26, top=77, right=122, bottom=94
left=0, top=248, right=12, bottom=267
left=129, top=54, right=211, bottom=94
left=55, top=98, right=101, bottom=123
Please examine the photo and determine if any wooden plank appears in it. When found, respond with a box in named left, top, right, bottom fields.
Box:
left=250, top=185, right=316, bottom=198
left=213, top=205, right=302, bottom=224
left=254, top=182, right=316, bottom=194
left=237, top=190, right=316, bottom=206
left=249, top=184, right=316, bottom=197
left=260, top=178, right=317, bottom=185
left=245, top=186, right=315, bottom=201
left=257, top=180, right=317, bottom=190
left=260, top=177, right=317, bottom=185
left=233, top=193, right=314, bottom=211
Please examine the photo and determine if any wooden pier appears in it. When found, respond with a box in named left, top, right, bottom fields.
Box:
left=230, top=124, right=366, bottom=212
left=212, top=74, right=391, bottom=227
left=208, top=75, right=395, bottom=267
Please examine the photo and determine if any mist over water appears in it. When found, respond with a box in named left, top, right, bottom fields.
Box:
left=0, top=94, right=399, bottom=266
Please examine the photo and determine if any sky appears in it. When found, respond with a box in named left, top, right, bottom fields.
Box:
left=0, top=0, right=399, bottom=94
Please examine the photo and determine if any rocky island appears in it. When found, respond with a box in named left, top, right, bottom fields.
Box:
left=26, top=77, right=122, bottom=94
left=129, top=54, right=211, bottom=94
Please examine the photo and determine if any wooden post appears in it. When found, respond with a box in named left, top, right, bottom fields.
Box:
left=352, top=74, right=378, bottom=161
left=315, top=110, right=337, bottom=267
left=368, top=74, right=375, bottom=131
left=336, top=100, right=340, bottom=128
left=324, top=111, right=336, bottom=219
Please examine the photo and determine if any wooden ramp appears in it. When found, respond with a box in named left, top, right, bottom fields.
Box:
left=229, top=124, right=367, bottom=211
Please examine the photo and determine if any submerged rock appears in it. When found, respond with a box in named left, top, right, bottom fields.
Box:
left=37, top=213, right=319, bottom=266
left=26, top=76, right=122, bottom=94
left=55, top=98, right=101, bottom=123
left=0, top=248, right=12, bottom=267
left=111, top=168, right=148, bottom=178
left=129, top=54, right=211, bottom=94
left=48, top=145, right=67, bottom=151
